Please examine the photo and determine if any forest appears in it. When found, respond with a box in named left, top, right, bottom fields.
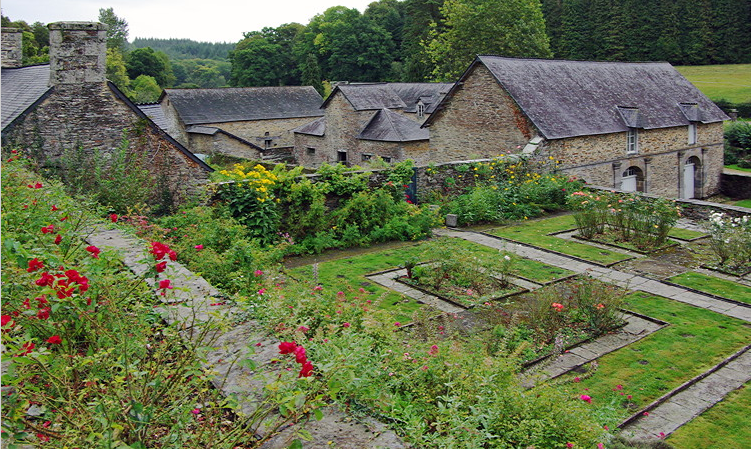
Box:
left=3, top=0, right=750, bottom=101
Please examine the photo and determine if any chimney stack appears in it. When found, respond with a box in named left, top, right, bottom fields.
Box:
left=48, top=22, right=108, bottom=87
left=1, top=28, right=23, bottom=68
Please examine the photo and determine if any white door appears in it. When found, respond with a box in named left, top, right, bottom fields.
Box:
left=621, top=174, right=637, bottom=192
left=683, top=163, right=695, bottom=199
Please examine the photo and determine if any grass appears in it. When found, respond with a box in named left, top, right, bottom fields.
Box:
left=557, top=291, right=751, bottom=426
left=667, top=271, right=751, bottom=304
left=514, top=257, right=575, bottom=283
left=667, top=383, right=751, bottom=448
left=734, top=199, right=751, bottom=208
left=675, top=64, right=751, bottom=103
left=725, top=164, right=751, bottom=173
left=489, top=214, right=632, bottom=265
left=289, top=243, right=431, bottom=322
left=668, top=227, right=707, bottom=241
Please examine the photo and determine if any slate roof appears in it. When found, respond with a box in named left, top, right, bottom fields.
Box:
left=1, top=64, right=52, bottom=131
left=387, top=82, right=452, bottom=114
left=426, top=56, right=728, bottom=139
left=323, top=84, right=407, bottom=111
left=293, top=117, right=326, bottom=136
left=358, top=108, right=429, bottom=142
left=137, top=103, right=181, bottom=138
left=162, top=86, right=324, bottom=125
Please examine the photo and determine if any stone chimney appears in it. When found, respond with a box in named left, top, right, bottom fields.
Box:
left=1, top=27, right=23, bottom=68
left=48, top=22, right=108, bottom=87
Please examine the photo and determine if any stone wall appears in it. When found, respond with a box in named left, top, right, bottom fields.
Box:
left=203, top=117, right=317, bottom=150
left=721, top=173, right=751, bottom=199
left=542, top=122, right=725, bottom=198
left=189, top=132, right=262, bottom=160
left=1, top=28, right=23, bottom=68
left=427, top=64, right=536, bottom=162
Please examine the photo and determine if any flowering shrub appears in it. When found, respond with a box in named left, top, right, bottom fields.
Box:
left=568, top=191, right=681, bottom=249
left=706, top=212, right=751, bottom=269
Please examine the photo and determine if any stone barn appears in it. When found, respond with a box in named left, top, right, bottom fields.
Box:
left=293, top=82, right=450, bottom=168
left=423, top=56, right=728, bottom=198
left=1, top=22, right=212, bottom=204
left=150, top=86, right=325, bottom=162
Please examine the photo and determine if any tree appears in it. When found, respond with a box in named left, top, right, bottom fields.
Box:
left=301, top=53, right=324, bottom=94
left=98, top=7, right=129, bottom=53
left=425, top=0, right=552, bottom=81
left=126, top=47, right=173, bottom=87
left=131, top=75, right=162, bottom=103
left=106, top=47, right=131, bottom=95
left=402, top=0, right=445, bottom=81
left=229, top=24, right=303, bottom=87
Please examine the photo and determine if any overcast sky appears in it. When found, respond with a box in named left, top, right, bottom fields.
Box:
left=2, top=0, right=377, bottom=43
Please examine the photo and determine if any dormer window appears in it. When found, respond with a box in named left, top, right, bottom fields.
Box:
left=626, top=128, right=638, bottom=154
left=417, top=100, right=425, bottom=118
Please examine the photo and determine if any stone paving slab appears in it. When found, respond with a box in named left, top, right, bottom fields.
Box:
left=367, top=272, right=465, bottom=313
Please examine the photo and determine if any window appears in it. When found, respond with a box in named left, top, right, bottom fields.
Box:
left=626, top=129, right=638, bottom=154
left=361, top=154, right=372, bottom=162
left=417, top=102, right=425, bottom=118
left=688, top=123, right=697, bottom=145
left=263, top=132, right=272, bottom=149
left=306, top=147, right=316, bottom=155
left=337, top=150, right=348, bottom=163
left=382, top=156, right=392, bottom=163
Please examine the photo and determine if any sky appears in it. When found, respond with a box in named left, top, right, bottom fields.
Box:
left=1, top=0, right=378, bottom=43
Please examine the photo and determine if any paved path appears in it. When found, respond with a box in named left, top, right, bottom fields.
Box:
left=434, top=229, right=751, bottom=323
left=620, top=345, right=751, bottom=440
left=88, top=228, right=405, bottom=449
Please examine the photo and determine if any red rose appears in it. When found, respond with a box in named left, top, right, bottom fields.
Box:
left=278, top=341, right=297, bottom=354
left=46, top=335, right=62, bottom=345
left=27, top=258, right=44, bottom=273
left=299, top=361, right=314, bottom=378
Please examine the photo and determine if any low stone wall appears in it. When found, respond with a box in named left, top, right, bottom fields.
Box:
left=721, top=172, right=751, bottom=199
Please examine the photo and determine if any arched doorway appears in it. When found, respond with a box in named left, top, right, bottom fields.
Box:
left=621, top=166, right=644, bottom=192
left=682, top=156, right=701, bottom=199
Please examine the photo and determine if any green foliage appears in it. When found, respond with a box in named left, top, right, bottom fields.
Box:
left=130, top=74, right=161, bottom=103
left=301, top=53, right=324, bottom=94
left=426, top=0, right=551, bottom=81
left=126, top=47, right=174, bottom=87
left=98, top=7, right=129, bottom=53
left=55, top=132, right=154, bottom=214
left=106, top=48, right=132, bottom=95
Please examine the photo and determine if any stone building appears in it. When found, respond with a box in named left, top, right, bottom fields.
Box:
left=293, top=82, right=450, bottom=168
left=146, top=86, right=324, bottom=162
left=1, top=22, right=211, bottom=204
left=423, top=56, right=728, bottom=198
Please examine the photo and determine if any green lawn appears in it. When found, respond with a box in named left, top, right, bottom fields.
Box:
left=667, top=383, right=751, bottom=448
left=557, top=292, right=751, bottom=428
left=667, top=271, right=751, bottom=304
left=514, top=257, right=575, bottom=284
left=676, top=64, right=751, bottom=103
left=668, top=227, right=707, bottom=241
left=489, top=215, right=632, bottom=265
left=734, top=199, right=751, bottom=209
left=725, top=164, right=751, bottom=173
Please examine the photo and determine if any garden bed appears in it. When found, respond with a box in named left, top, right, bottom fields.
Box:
left=571, top=232, right=679, bottom=255
left=396, top=271, right=526, bottom=308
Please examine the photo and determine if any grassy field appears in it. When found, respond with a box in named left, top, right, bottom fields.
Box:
left=676, top=64, right=751, bottom=103
left=734, top=199, right=751, bottom=208
left=725, top=164, right=751, bottom=173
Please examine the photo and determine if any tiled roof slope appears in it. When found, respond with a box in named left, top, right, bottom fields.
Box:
left=449, top=56, right=728, bottom=140
left=1, top=64, right=52, bottom=131
left=358, top=108, right=429, bottom=142
left=138, top=103, right=180, bottom=138
left=387, top=82, right=452, bottom=114
left=163, top=86, right=324, bottom=125
left=293, top=116, right=326, bottom=136
left=326, top=84, right=407, bottom=111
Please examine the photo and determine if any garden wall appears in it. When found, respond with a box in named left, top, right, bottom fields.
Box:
left=721, top=173, right=751, bottom=199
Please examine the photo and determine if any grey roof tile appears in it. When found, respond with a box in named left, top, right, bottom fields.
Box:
left=293, top=116, right=325, bottom=136
left=327, top=84, right=407, bottom=111
left=138, top=103, right=179, bottom=137
left=1, top=64, right=51, bottom=131
left=163, top=86, right=324, bottom=125
left=433, top=56, right=728, bottom=139
left=387, top=82, right=452, bottom=113
left=358, top=108, right=429, bottom=142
